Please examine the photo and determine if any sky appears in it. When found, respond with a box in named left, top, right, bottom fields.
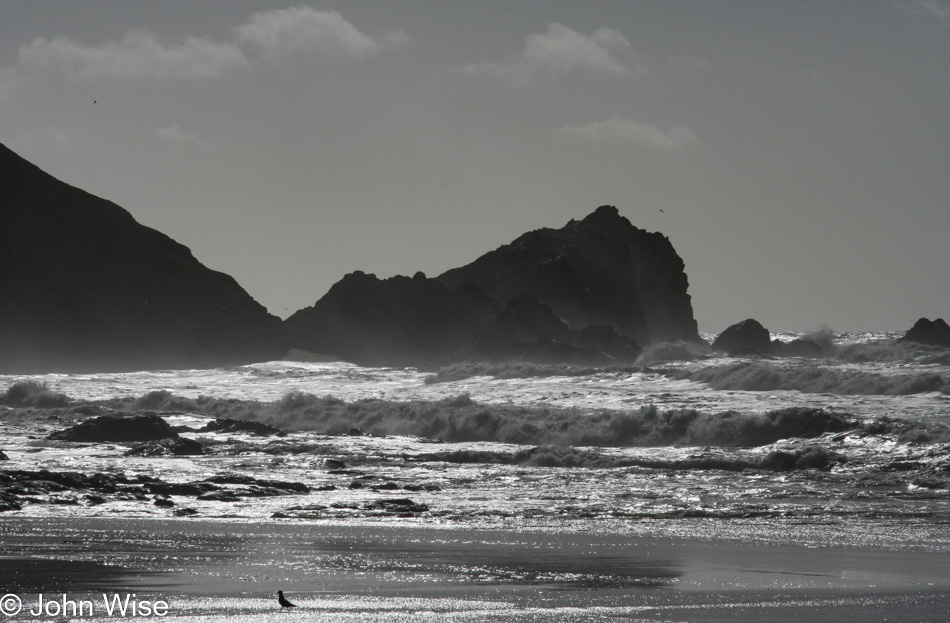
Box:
left=1, top=0, right=948, bottom=334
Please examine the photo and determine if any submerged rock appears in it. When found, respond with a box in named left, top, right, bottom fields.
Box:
left=712, top=319, right=774, bottom=356
left=125, top=437, right=204, bottom=457
left=363, top=498, right=429, bottom=515
left=0, top=450, right=8, bottom=461
left=773, top=338, right=825, bottom=358
left=197, top=418, right=286, bottom=437
left=48, top=414, right=178, bottom=443
left=900, top=318, right=950, bottom=348
left=0, top=142, right=285, bottom=374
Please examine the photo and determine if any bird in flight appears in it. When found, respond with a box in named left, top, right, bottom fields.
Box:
left=277, top=591, right=297, bottom=608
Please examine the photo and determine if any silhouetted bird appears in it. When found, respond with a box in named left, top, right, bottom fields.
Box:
left=277, top=591, right=296, bottom=608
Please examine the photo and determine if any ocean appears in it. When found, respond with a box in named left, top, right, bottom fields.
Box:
left=1, top=330, right=949, bottom=621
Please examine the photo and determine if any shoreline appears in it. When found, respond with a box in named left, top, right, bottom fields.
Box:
left=2, top=516, right=949, bottom=621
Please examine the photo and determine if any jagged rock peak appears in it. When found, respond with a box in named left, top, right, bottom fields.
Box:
left=437, top=205, right=700, bottom=346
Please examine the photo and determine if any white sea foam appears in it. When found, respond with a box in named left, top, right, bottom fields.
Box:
left=1, top=332, right=949, bottom=555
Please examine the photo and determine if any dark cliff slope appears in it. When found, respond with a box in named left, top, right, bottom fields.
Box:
left=437, top=205, right=700, bottom=345
left=0, top=143, right=285, bottom=372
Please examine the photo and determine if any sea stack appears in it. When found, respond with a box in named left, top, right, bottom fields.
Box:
left=438, top=205, right=701, bottom=346
left=288, top=205, right=699, bottom=366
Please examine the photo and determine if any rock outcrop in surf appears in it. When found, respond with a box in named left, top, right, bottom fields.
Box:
left=712, top=318, right=828, bottom=358
left=900, top=318, right=950, bottom=349
left=288, top=206, right=697, bottom=366
left=711, top=319, right=773, bottom=355
left=0, top=143, right=285, bottom=373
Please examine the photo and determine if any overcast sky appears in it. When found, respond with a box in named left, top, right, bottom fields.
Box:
left=2, top=1, right=947, bottom=333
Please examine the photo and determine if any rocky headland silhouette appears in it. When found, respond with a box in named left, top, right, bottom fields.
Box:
left=0, top=143, right=285, bottom=373
left=2, top=142, right=944, bottom=372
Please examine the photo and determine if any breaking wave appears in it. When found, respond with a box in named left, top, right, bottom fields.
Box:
left=93, top=390, right=863, bottom=448
left=832, top=341, right=950, bottom=366
left=10, top=385, right=948, bottom=450
left=424, top=362, right=637, bottom=384
left=670, top=362, right=948, bottom=395
left=414, top=444, right=842, bottom=472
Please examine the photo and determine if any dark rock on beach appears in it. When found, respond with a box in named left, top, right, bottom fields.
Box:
left=0, top=142, right=286, bottom=374
left=364, top=498, right=430, bottom=515
left=0, top=467, right=310, bottom=512
left=203, top=473, right=310, bottom=494
left=900, top=318, right=950, bottom=348
left=712, top=319, right=774, bottom=356
left=48, top=414, right=178, bottom=443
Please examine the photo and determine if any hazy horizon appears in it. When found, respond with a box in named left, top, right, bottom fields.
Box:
left=2, top=1, right=948, bottom=333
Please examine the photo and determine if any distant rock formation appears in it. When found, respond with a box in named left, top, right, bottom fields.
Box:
left=287, top=206, right=694, bottom=367
left=0, top=143, right=285, bottom=373
left=711, top=319, right=774, bottom=356
left=285, top=271, right=500, bottom=367
left=438, top=205, right=700, bottom=346
left=900, top=318, right=950, bottom=348
left=713, top=318, right=828, bottom=358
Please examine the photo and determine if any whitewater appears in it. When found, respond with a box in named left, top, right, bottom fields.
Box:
left=2, top=330, right=949, bottom=621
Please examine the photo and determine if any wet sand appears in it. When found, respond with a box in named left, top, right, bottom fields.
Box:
left=1, top=516, right=949, bottom=621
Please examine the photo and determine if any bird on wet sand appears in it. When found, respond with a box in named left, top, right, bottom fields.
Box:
left=277, top=591, right=296, bottom=608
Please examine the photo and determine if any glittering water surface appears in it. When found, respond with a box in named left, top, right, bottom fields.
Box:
left=1, top=332, right=949, bottom=620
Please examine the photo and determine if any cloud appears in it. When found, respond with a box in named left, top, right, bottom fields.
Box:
left=903, top=0, right=950, bottom=19
left=456, top=23, right=637, bottom=83
left=235, top=7, right=403, bottom=61
left=558, top=116, right=703, bottom=151
left=9, top=7, right=402, bottom=88
left=17, top=31, right=247, bottom=82
left=155, top=123, right=217, bottom=149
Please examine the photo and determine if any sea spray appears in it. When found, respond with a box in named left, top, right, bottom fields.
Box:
left=668, top=361, right=948, bottom=395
